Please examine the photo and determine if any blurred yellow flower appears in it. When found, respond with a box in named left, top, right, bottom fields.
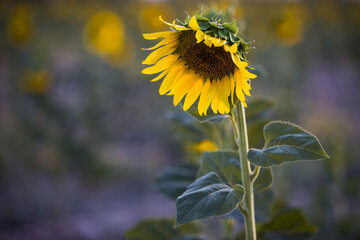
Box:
left=138, top=3, right=175, bottom=32
left=194, top=140, right=218, bottom=153
left=7, top=4, right=33, bottom=46
left=84, top=10, right=125, bottom=57
left=20, top=70, right=53, bottom=95
left=276, top=13, right=304, bottom=46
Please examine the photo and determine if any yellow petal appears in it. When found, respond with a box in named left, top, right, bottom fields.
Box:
left=241, top=69, right=257, bottom=79
left=159, top=64, right=184, bottom=95
left=150, top=70, right=168, bottom=82
left=198, top=79, right=211, bottom=115
left=143, top=31, right=175, bottom=40
left=231, top=53, right=248, bottom=69
left=189, top=16, right=200, bottom=31
left=202, top=81, right=217, bottom=115
left=142, top=54, right=178, bottom=75
left=159, top=16, right=189, bottom=31
left=204, top=35, right=213, bottom=47
left=183, top=78, right=203, bottom=111
left=211, top=81, right=220, bottom=114
left=141, top=36, right=178, bottom=51
left=195, top=30, right=205, bottom=43
left=224, top=44, right=230, bottom=52
left=211, top=94, right=219, bottom=114
left=218, top=77, right=231, bottom=113
left=219, top=77, right=231, bottom=113
left=234, top=70, right=246, bottom=102
left=172, top=74, right=195, bottom=106
left=212, top=38, right=226, bottom=47
left=230, top=74, right=235, bottom=105
left=229, top=43, right=238, bottom=54
left=142, top=41, right=177, bottom=65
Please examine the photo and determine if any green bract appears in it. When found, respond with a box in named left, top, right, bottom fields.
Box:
left=177, top=10, right=252, bottom=61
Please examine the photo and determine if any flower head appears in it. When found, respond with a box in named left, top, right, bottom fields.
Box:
left=142, top=11, right=256, bottom=115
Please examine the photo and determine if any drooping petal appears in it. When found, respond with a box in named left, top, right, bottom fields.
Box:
left=211, top=81, right=220, bottom=114
left=150, top=70, right=168, bottom=82
left=143, top=31, right=175, bottom=40
left=159, top=16, right=190, bottom=31
left=141, top=36, right=178, bottom=51
left=172, top=73, right=195, bottom=106
left=183, top=78, right=203, bottom=111
left=198, top=79, right=211, bottom=115
left=231, top=53, right=248, bottom=69
left=142, top=54, right=179, bottom=74
left=201, top=81, right=217, bottom=115
left=230, top=74, right=235, bottom=105
left=241, top=68, right=257, bottom=79
left=159, top=64, right=184, bottom=95
left=142, top=41, right=178, bottom=65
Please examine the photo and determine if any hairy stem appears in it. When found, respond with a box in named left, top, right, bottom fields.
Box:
left=233, top=102, right=257, bottom=240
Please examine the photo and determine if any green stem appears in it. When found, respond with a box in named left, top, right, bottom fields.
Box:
left=233, top=102, right=257, bottom=240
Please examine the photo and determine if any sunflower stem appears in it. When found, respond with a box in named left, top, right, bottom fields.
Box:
left=233, top=102, right=257, bottom=240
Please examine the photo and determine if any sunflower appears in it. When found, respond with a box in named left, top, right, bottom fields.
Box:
left=142, top=11, right=257, bottom=115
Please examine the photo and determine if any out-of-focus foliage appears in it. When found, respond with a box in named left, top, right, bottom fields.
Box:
left=0, top=0, right=359, bottom=239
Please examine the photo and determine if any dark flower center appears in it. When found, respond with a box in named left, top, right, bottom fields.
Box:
left=177, top=31, right=236, bottom=80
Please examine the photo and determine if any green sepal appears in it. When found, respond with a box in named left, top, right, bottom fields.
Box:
left=248, top=121, right=330, bottom=167
left=209, top=21, right=224, bottom=29
left=197, top=21, right=211, bottom=30
left=223, top=20, right=238, bottom=34
left=175, top=172, right=245, bottom=227
left=195, top=10, right=210, bottom=21
left=229, top=32, right=239, bottom=43
left=218, top=29, right=229, bottom=39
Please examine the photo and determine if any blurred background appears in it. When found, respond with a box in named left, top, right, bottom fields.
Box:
left=0, top=0, right=359, bottom=239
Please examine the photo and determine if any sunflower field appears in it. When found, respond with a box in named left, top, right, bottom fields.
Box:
left=0, top=1, right=359, bottom=240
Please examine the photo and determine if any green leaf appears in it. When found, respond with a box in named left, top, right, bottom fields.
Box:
left=248, top=121, right=330, bottom=167
left=176, top=172, right=245, bottom=226
left=223, top=20, right=238, bottom=34
left=198, top=150, right=241, bottom=186
left=257, top=200, right=317, bottom=239
left=253, top=168, right=273, bottom=193
left=125, top=218, right=199, bottom=240
left=198, top=151, right=273, bottom=193
left=186, top=104, right=229, bottom=124
left=154, top=163, right=198, bottom=200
